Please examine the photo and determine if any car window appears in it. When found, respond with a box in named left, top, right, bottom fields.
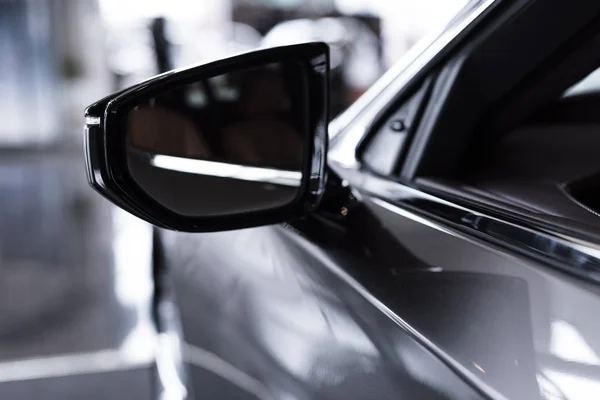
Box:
left=419, top=56, right=600, bottom=237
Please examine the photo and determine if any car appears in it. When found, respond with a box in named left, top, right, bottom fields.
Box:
left=83, top=0, right=600, bottom=398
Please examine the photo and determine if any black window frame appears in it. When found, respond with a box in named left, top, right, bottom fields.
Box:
left=356, top=76, right=434, bottom=178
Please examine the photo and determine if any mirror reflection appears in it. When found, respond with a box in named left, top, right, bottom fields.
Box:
left=125, top=62, right=306, bottom=217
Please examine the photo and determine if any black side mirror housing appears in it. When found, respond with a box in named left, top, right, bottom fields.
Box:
left=84, top=43, right=329, bottom=232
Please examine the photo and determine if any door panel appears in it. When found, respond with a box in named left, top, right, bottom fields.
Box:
left=161, top=226, right=484, bottom=399
left=360, top=195, right=600, bottom=400
left=163, top=187, right=600, bottom=399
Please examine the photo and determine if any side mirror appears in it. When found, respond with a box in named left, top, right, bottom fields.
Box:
left=84, top=43, right=329, bottom=231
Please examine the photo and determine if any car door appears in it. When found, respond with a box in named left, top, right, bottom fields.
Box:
left=158, top=1, right=600, bottom=400
left=155, top=3, right=497, bottom=400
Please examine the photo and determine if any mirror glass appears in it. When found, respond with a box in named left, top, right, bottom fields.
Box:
left=125, top=62, right=307, bottom=217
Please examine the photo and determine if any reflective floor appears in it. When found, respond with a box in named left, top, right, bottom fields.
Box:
left=0, top=150, right=155, bottom=398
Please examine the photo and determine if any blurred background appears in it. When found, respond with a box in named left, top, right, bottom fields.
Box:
left=0, top=0, right=467, bottom=398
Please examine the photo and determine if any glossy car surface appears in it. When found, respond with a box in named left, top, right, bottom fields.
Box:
left=87, top=0, right=600, bottom=398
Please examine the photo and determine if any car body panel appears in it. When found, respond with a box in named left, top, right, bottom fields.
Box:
left=161, top=184, right=600, bottom=400
left=161, top=226, right=484, bottom=400
left=359, top=196, right=600, bottom=400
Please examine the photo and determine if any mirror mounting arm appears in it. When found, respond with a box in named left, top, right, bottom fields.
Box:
left=311, top=170, right=357, bottom=223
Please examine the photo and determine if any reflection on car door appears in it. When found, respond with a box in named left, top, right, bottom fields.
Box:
left=161, top=226, right=484, bottom=399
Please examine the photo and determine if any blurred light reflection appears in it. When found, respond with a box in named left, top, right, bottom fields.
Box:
left=544, top=369, right=600, bottom=400
left=550, top=320, right=600, bottom=365
left=112, top=207, right=155, bottom=363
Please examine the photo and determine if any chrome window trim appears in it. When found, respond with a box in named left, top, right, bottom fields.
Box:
left=330, top=163, right=600, bottom=284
